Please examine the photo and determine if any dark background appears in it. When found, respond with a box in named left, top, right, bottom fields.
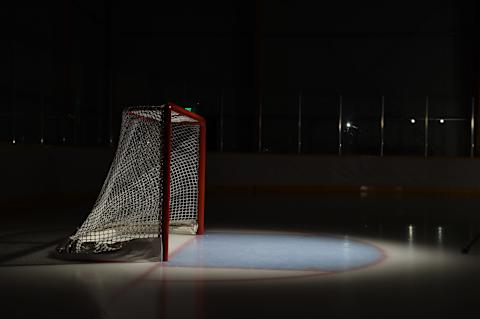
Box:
left=2, top=5, right=480, bottom=319
left=1, top=0, right=480, bottom=156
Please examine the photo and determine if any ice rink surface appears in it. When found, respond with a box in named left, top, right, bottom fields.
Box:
left=1, top=192, right=480, bottom=318
left=168, top=231, right=385, bottom=273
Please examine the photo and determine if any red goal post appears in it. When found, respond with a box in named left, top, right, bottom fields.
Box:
left=162, top=103, right=206, bottom=261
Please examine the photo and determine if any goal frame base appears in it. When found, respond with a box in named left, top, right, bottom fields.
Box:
left=52, top=237, right=163, bottom=263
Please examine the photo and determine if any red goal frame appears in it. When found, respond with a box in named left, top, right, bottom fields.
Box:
left=161, top=102, right=206, bottom=261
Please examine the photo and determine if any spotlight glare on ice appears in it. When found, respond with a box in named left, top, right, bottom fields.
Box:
left=437, top=226, right=443, bottom=244
left=408, top=225, right=414, bottom=242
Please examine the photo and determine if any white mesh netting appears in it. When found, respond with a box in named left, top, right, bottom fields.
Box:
left=60, top=105, right=201, bottom=254
left=169, top=122, right=200, bottom=232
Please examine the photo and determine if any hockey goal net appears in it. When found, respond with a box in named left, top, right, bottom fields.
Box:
left=56, top=103, right=205, bottom=262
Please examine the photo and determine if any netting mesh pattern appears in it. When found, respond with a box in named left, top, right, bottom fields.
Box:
left=169, top=123, right=200, bottom=232
left=60, top=105, right=201, bottom=254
